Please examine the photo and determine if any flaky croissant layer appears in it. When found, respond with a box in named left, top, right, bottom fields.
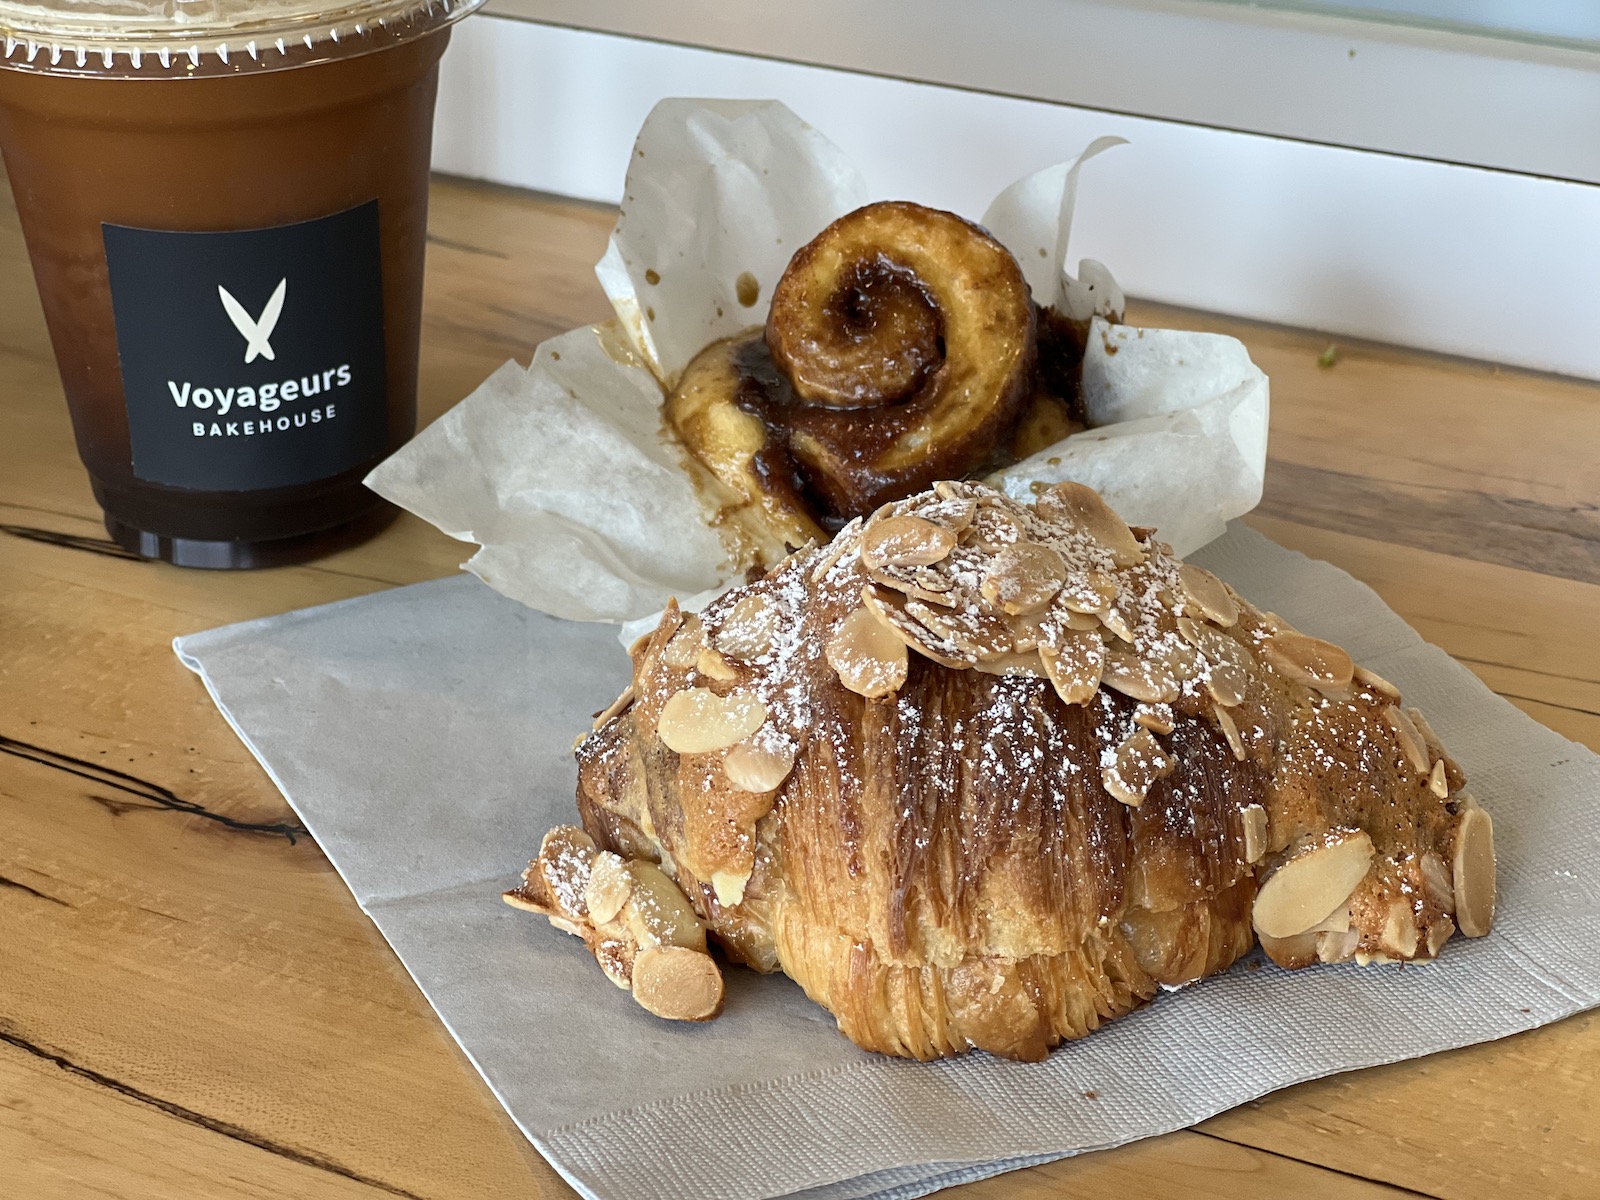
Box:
left=507, top=481, right=1495, bottom=1061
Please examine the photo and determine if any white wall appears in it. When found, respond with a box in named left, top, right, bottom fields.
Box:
left=1257, top=0, right=1600, bottom=45
left=434, top=16, right=1600, bottom=380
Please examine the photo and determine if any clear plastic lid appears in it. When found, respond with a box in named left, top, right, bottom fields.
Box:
left=0, top=0, right=486, bottom=78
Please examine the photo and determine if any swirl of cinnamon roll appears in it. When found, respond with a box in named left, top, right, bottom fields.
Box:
left=666, top=201, right=1040, bottom=557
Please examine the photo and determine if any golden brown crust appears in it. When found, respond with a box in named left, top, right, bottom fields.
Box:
left=522, top=482, right=1495, bottom=1056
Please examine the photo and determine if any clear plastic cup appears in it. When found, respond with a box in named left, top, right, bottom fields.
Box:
left=0, top=0, right=485, bottom=567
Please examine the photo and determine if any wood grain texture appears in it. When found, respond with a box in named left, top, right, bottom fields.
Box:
left=948, top=1130, right=1425, bottom=1198
left=1261, top=459, right=1600, bottom=586
left=3, top=173, right=1598, bottom=1199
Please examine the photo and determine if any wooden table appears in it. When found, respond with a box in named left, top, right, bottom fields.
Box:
left=3, top=171, right=1597, bottom=1200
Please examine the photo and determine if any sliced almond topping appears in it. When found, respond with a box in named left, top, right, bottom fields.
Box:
left=867, top=560, right=962, bottom=608
left=696, top=647, right=738, bottom=681
left=1381, top=900, right=1420, bottom=958
left=1317, top=928, right=1360, bottom=964
left=1261, top=632, right=1355, bottom=695
left=919, top=494, right=978, bottom=533
left=593, top=684, right=637, bottom=730
left=1383, top=704, right=1431, bottom=775
left=1419, top=850, right=1454, bottom=913
left=1259, top=930, right=1320, bottom=968
left=1102, top=727, right=1175, bottom=807
left=1428, top=759, right=1449, bottom=798
left=1064, top=608, right=1103, bottom=632
left=657, top=687, right=767, bottom=754
left=906, top=597, right=1015, bottom=661
left=1102, top=648, right=1180, bottom=704
left=1258, top=611, right=1290, bottom=634
left=1205, top=660, right=1249, bottom=707
left=1007, top=613, right=1046, bottom=651
left=501, top=889, right=547, bottom=916
left=1175, top=615, right=1206, bottom=649
left=710, top=868, right=751, bottom=908
left=975, top=650, right=1049, bottom=678
left=1177, top=562, right=1239, bottom=627
left=622, top=860, right=709, bottom=952
left=1353, top=664, right=1402, bottom=704
left=1252, top=831, right=1375, bottom=939
left=661, top=616, right=706, bottom=669
left=981, top=540, right=1067, bottom=615
left=539, top=823, right=596, bottom=860
left=827, top=605, right=910, bottom=698
left=1034, top=481, right=1146, bottom=567
left=1240, top=803, right=1267, bottom=863
left=584, top=851, right=634, bottom=925
left=594, top=937, right=635, bottom=987
left=1099, top=602, right=1136, bottom=644
left=1177, top=616, right=1251, bottom=671
left=1453, top=797, right=1495, bottom=937
left=1426, top=915, right=1456, bottom=958
left=965, top=501, right=1029, bottom=551
left=861, top=586, right=975, bottom=668
left=1058, top=567, right=1120, bottom=615
left=640, top=601, right=684, bottom=661
left=1133, top=702, right=1176, bottom=735
left=1039, top=629, right=1105, bottom=705
left=1160, top=639, right=1204, bottom=684
left=861, top=514, right=958, bottom=569
left=1310, top=904, right=1352, bottom=935
left=525, top=825, right=599, bottom=921
left=723, top=738, right=797, bottom=793
left=808, top=520, right=859, bottom=583
left=715, top=593, right=780, bottom=661
left=630, top=945, right=725, bottom=1021
left=1214, top=705, right=1247, bottom=761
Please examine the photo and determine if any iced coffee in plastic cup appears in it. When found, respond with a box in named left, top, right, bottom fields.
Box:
left=0, top=0, right=484, bottom=567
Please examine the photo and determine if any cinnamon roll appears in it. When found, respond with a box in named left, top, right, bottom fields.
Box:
left=667, top=201, right=1086, bottom=561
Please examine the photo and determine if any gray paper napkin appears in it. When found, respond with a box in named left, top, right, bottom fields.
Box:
left=175, top=524, right=1600, bottom=1200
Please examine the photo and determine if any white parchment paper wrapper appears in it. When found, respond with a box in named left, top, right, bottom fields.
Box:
left=990, top=321, right=1271, bottom=555
left=176, top=525, right=1600, bottom=1200
left=367, top=100, right=1268, bottom=624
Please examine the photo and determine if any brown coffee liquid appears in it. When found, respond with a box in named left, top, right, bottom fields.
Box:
left=0, top=32, right=448, bottom=568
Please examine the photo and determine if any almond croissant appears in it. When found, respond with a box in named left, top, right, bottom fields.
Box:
left=505, top=481, right=1496, bottom=1061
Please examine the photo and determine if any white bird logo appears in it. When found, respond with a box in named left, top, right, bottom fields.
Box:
left=218, top=278, right=287, bottom=363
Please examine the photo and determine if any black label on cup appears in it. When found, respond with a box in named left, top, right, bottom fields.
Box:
left=103, top=202, right=388, bottom=493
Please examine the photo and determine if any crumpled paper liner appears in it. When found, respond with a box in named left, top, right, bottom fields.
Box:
left=366, top=99, right=1268, bottom=624
left=992, top=321, right=1269, bottom=555
left=176, top=523, right=1600, bottom=1200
